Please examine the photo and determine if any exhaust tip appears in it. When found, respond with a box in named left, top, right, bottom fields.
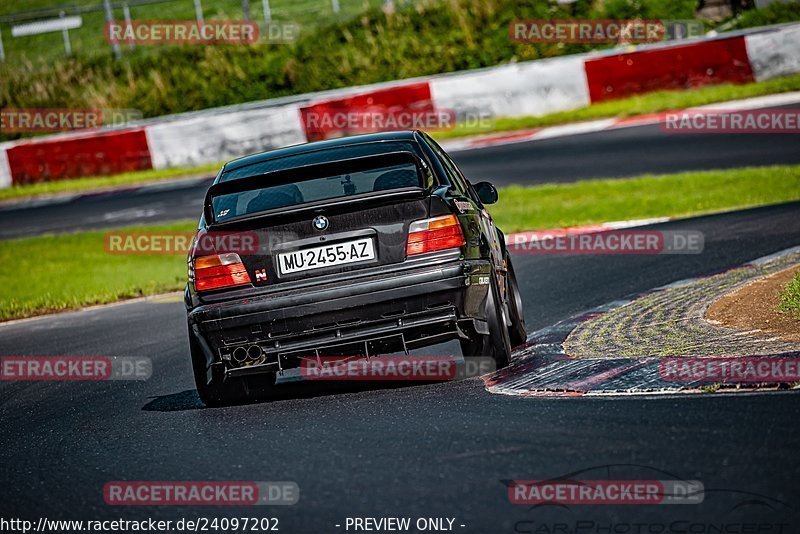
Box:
left=232, top=346, right=248, bottom=363
left=247, top=344, right=263, bottom=361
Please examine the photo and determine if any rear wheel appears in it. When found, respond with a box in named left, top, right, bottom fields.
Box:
left=460, top=271, right=512, bottom=368
left=505, top=252, right=527, bottom=347
left=189, top=329, right=248, bottom=407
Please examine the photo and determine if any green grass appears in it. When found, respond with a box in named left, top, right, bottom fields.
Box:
left=490, top=165, right=800, bottom=233
left=3, top=164, right=800, bottom=321
left=779, top=272, right=800, bottom=319
left=434, top=74, right=800, bottom=139
left=0, top=162, right=222, bottom=202
left=0, top=220, right=194, bottom=321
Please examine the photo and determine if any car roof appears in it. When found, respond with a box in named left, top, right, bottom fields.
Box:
left=222, top=131, right=422, bottom=173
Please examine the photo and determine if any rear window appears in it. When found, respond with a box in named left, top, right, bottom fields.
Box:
left=220, top=141, right=422, bottom=181
left=212, top=161, right=421, bottom=221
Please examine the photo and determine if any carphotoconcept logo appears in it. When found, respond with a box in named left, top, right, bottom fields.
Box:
left=507, top=464, right=792, bottom=533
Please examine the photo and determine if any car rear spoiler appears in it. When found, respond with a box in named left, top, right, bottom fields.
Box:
left=204, top=151, right=431, bottom=226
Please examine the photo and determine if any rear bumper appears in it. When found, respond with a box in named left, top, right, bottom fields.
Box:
left=187, top=250, right=493, bottom=378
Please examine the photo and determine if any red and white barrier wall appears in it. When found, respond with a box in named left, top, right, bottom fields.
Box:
left=430, top=55, right=591, bottom=122
left=145, top=104, right=306, bottom=169
left=300, top=81, right=435, bottom=141
left=4, top=128, right=152, bottom=186
left=584, top=37, right=754, bottom=101
left=745, top=24, right=800, bottom=81
left=1, top=23, right=798, bottom=188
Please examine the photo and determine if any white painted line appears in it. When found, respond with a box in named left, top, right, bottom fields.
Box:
left=747, top=245, right=800, bottom=266
left=505, top=217, right=672, bottom=244
left=530, top=118, right=618, bottom=141
left=601, top=217, right=671, bottom=229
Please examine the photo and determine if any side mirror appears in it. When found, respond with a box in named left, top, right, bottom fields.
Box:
left=473, top=181, right=498, bottom=205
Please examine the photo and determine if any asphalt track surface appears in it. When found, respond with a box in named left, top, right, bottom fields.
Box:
left=2, top=121, right=800, bottom=239
left=2, top=202, right=800, bottom=531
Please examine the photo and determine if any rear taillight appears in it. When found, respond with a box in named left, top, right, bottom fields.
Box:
left=192, top=253, right=251, bottom=292
left=406, top=214, right=466, bottom=256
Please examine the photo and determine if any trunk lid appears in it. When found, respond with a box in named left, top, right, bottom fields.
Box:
left=198, top=152, right=432, bottom=288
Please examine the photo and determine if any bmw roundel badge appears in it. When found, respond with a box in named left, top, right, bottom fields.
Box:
left=313, top=215, right=329, bottom=231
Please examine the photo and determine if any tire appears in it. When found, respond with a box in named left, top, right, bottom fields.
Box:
left=460, top=271, right=513, bottom=368
left=504, top=252, right=527, bottom=347
left=189, top=328, right=247, bottom=407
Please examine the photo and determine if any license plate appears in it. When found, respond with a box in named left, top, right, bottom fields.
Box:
left=278, top=238, right=376, bottom=275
